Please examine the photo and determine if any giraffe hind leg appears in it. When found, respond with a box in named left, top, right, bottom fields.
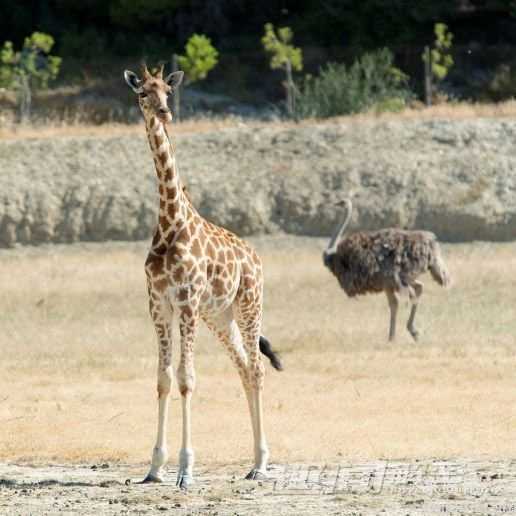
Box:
left=203, top=310, right=264, bottom=476
left=235, top=302, right=270, bottom=479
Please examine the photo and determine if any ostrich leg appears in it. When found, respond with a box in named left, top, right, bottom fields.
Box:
left=385, top=288, right=399, bottom=342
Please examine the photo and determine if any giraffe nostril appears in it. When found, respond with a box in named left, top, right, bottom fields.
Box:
left=159, top=107, right=170, bottom=114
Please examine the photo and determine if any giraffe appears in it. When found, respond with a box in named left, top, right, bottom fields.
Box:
left=123, top=65, right=283, bottom=489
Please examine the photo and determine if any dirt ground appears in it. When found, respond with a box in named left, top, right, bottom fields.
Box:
left=2, top=459, right=516, bottom=515
left=0, top=236, right=515, bottom=514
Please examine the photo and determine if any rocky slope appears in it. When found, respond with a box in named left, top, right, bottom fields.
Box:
left=1, top=118, right=515, bottom=247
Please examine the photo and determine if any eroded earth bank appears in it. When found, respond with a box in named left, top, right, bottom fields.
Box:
left=1, top=118, right=515, bottom=247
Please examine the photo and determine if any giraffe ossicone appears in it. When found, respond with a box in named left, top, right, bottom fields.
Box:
left=123, top=65, right=283, bottom=488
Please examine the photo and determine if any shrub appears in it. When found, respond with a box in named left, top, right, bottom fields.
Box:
left=485, top=64, right=516, bottom=102
left=294, top=48, right=412, bottom=118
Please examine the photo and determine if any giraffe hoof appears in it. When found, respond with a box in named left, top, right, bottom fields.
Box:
left=244, top=468, right=268, bottom=481
left=176, top=471, right=194, bottom=490
left=140, top=473, right=164, bottom=484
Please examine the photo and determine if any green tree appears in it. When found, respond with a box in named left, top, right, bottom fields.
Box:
left=0, top=32, right=61, bottom=122
left=173, top=33, right=218, bottom=121
left=422, top=22, right=454, bottom=103
left=178, top=33, right=219, bottom=85
left=428, top=22, right=454, bottom=81
left=262, top=23, right=303, bottom=117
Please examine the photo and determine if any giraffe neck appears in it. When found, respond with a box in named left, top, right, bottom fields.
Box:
left=145, top=115, right=192, bottom=252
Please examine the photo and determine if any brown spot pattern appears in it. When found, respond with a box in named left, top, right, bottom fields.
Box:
left=139, top=86, right=270, bottom=461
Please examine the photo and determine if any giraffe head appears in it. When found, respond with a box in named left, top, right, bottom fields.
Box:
left=124, top=65, right=183, bottom=124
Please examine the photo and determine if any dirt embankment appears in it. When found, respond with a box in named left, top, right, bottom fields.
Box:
left=1, top=119, right=515, bottom=247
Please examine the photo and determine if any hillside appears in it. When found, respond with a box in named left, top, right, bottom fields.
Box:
left=1, top=118, right=515, bottom=247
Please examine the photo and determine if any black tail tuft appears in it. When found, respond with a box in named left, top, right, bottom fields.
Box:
left=259, top=336, right=283, bottom=371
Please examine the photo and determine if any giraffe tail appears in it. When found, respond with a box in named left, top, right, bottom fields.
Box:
left=259, top=336, right=283, bottom=371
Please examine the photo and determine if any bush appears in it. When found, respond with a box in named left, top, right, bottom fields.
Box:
left=485, top=64, right=516, bottom=102
left=294, top=48, right=412, bottom=118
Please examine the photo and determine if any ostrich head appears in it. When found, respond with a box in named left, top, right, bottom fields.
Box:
left=323, top=198, right=353, bottom=267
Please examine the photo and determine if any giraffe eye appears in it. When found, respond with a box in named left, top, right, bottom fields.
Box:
left=139, top=92, right=148, bottom=99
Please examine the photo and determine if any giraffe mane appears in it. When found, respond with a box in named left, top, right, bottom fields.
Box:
left=162, top=121, right=190, bottom=196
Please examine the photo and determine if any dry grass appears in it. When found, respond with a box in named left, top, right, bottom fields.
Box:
left=0, top=237, right=515, bottom=466
left=2, top=100, right=516, bottom=141
left=376, top=98, right=516, bottom=119
left=0, top=118, right=244, bottom=141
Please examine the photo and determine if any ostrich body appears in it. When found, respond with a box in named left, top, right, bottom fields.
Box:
left=323, top=200, right=450, bottom=341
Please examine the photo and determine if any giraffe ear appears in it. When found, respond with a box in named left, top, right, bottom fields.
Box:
left=124, top=70, right=143, bottom=94
left=164, top=71, right=184, bottom=90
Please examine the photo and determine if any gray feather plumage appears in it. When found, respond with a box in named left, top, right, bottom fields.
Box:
left=324, top=228, right=450, bottom=297
left=323, top=199, right=450, bottom=341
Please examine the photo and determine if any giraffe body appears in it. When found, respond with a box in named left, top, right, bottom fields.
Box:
left=124, top=66, right=280, bottom=487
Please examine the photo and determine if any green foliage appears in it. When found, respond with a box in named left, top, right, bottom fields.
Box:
left=0, top=2, right=515, bottom=108
left=0, top=32, right=61, bottom=121
left=262, top=23, right=303, bottom=116
left=261, top=23, right=302, bottom=72
left=178, top=34, right=219, bottom=84
left=0, top=32, right=61, bottom=89
left=423, top=22, right=454, bottom=81
left=0, top=1, right=512, bottom=58
left=0, top=42, right=15, bottom=86
left=373, top=96, right=406, bottom=113
left=485, top=63, right=516, bottom=101
left=295, top=48, right=412, bottom=119
left=109, top=0, right=183, bottom=28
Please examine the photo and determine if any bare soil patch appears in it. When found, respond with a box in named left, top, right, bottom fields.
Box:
left=1, top=460, right=516, bottom=515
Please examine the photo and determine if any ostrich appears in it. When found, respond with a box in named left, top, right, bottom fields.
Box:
left=323, top=199, right=450, bottom=341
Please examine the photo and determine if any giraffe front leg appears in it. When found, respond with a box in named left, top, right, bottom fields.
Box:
left=143, top=301, right=173, bottom=483
left=175, top=306, right=199, bottom=490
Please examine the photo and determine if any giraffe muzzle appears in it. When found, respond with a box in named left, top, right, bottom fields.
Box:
left=158, top=107, right=172, bottom=122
